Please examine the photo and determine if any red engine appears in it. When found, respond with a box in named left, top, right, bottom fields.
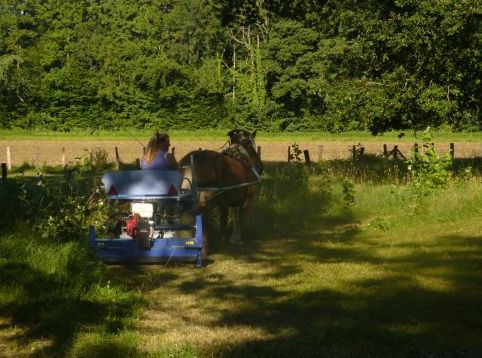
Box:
left=126, top=213, right=140, bottom=239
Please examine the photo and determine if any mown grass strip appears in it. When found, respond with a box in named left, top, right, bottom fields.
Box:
left=3, top=129, right=482, bottom=142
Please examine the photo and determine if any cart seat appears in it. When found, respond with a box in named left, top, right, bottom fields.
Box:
left=103, top=170, right=182, bottom=199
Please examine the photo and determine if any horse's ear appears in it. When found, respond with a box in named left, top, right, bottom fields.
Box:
left=251, top=129, right=257, bottom=139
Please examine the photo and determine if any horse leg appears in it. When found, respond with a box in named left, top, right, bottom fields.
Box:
left=230, top=207, right=242, bottom=244
left=230, top=192, right=256, bottom=244
left=220, top=206, right=228, bottom=241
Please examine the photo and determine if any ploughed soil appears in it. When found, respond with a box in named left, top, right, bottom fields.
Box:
left=1, top=139, right=481, bottom=167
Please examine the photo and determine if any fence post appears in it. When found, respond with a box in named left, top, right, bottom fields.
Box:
left=6, top=146, right=11, bottom=170
left=171, top=147, right=175, bottom=156
left=257, top=146, right=261, bottom=158
left=135, top=158, right=140, bottom=168
left=352, top=145, right=357, bottom=161
left=383, top=144, right=388, bottom=157
left=288, top=146, right=291, bottom=163
left=393, top=145, right=399, bottom=159
left=303, top=150, right=311, bottom=165
left=1, top=163, right=6, bottom=182
left=450, top=143, right=455, bottom=160
left=115, top=146, right=120, bottom=170
left=317, top=145, right=323, bottom=162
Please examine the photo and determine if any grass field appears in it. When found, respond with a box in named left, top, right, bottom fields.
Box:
left=1, top=150, right=482, bottom=356
left=4, top=128, right=482, bottom=142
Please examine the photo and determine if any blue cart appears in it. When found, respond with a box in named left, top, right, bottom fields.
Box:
left=89, top=160, right=206, bottom=267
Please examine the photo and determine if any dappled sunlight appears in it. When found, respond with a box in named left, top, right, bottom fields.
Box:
left=0, top=231, right=145, bottom=357
left=3, top=158, right=482, bottom=356
left=137, top=308, right=293, bottom=356
left=0, top=317, right=53, bottom=357
left=118, top=196, right=482, bottom=356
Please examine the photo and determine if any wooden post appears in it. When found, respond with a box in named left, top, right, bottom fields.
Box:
left=1, top=163, right=6, bottom=182
left=61, top=147, right=66, bottom=167
left=414, top=143, right=419, bottom=154
left=317, top=145, right=323, bottom=162
left=171, top=147, right=175, bottom=156
left=257, top=146, right=261, bottom=158
left=303, top=150, right=311, bottom=165
left=393, top=145, right=399, bottom=159
left=6, top=146, right=11, bottom=170
left=135, top=158, right=140, bottom=168
left=115, top=146, right=120, bottom=170
left=450, top=143, right=455, bottom=160
left=383, top=144, right=388, bottom=157
left=352, top=145, right=357, bottom=161
left=288, top=146, right=291, bottom=163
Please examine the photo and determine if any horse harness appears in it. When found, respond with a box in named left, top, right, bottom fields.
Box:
left=222, top=144, right=261, bottom=182
left=195, top=144, right=261, bottom=205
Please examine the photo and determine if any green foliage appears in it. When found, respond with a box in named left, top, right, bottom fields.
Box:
left=341, top=178, right=356, bottom=207
left=407, top=131, right=453, bottom=196
left=0, top=174, right=145, bottom=355
left=2, top=164, right=109, bottom=240
left=0, top=0, right=480, bottom=132
left=288, top=142, right=303, bottom=162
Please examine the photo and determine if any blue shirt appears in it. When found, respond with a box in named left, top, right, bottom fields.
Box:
left=141, top=151, right=170, bottom=170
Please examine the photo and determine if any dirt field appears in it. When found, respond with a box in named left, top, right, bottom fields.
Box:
left=1, top=139, right=481, bottom=167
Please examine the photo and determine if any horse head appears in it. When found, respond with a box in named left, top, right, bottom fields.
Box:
left=227, top=129, right=263, bottom=176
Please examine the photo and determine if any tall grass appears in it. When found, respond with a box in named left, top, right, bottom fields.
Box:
left=0, top=171, right=146, bottom=357
left=0, top=228, right=146, bottom=357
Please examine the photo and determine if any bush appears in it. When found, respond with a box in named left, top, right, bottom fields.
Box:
left=407, top=131, right=452, bottom=196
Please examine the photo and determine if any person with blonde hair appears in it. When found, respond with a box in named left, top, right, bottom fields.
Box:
left=141, top=132, right=178, bottom=170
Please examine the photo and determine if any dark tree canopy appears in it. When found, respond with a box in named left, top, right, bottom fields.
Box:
left=0, top=0, right=480, bottom=132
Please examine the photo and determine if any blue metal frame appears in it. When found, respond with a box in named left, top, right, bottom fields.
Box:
left=89, top=163, right=205, bottom=267
left=89, top=214, right=204, bottom=267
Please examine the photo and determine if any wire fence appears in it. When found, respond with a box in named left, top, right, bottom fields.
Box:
left=1, top=140, right=482, bottom=169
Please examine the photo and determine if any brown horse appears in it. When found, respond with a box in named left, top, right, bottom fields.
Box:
left=179, top=129, right=263, bottom=245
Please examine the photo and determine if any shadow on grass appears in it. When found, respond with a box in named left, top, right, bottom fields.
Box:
left=3, top=160, right=482, bottom=356
left=203, top=161, right=360, bottom=266
left=172, top=232, right=482, bottom=357
left=0, top=239, right=146, bottom=356
left=105, top=265, right=181, bottom=289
